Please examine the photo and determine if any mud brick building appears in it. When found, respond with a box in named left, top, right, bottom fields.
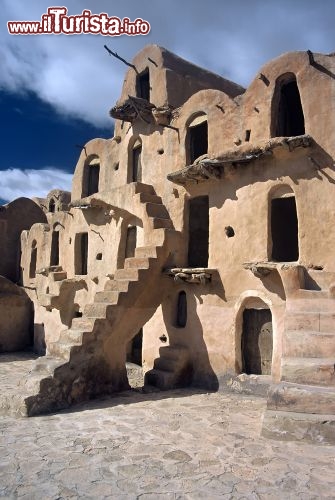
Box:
left=1, top=45, right=335, bottom=442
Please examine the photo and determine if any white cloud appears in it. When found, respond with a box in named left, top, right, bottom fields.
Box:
left=0, top=168, right=73, bottom=202
left=0, top=0, right=334, bottom=127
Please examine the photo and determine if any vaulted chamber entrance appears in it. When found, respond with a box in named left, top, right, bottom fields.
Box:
left=187, top=115, right=208, bottom=164
left=75, top=233, right=88, bottom=275
left=241, top=308, right=273, bottom=375
left=50, top=231, right=59, bottom=267
left=271, top=195, right=298, bottom=262
left=271, top=73, right=305, bottom=137
left=188, top=196, right=209, bottom=268
left=132, top=141, right=142, bottom=182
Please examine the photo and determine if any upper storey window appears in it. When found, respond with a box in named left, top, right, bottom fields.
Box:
left=82, top=156, right=100, bottom=198
left=271, top=73, right=305, bottom=137
left=131, top=139, right=142, bottom=182
left=136, top=68, right=150, bottom=100
left=187, top=114, right=208, bottom=164
left=49, top=198, right=56, bottom=213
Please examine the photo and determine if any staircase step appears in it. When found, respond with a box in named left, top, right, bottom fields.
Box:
left=281, top=357, right=335, bottom=386
left=114, top=268, right=142, bottom=281
left=51, top=271, right=67, bottom=282
left=159, top=345, right=187, bottom=360
left=84, top=302, right=111, bottom=319
left=94, top=290, right=120, bottom=304
left=104, top=279, right=129, bottom=292
left=285, top=312, right=320, bottom=332
left=286, top=295, right=333, bottom=312
left=144, top=368, right=174, bottom=390
left=152, top=218, right=173, bottom=229
left=124, top=257, right=151, bottom=269
left=71, top=317, right=95, bottom=331
left=139, top=192, right=162, bottom=204
left=145, top=203, right=170, bottom=219
left=39, top=293, right=58, bottom=308
left=62, top=329, right=85, bottom=344
left=267, top=382, right=335, bottom=415
left=135, top=246, right=158, bottom=258
left=47, top=341, right=73, bottom=360
left=283, top=330, right=335, bottom=358
left=134, top=182, right=155, bottom=195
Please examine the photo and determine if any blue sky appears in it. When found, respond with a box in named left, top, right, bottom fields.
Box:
left=1, top=0, right=334, bottom=204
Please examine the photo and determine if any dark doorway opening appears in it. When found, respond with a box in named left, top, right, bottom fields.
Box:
left=75, top=233, right=88, bottom=275
left=132, top=144, right=142, bottom=182
left=127, top=329, right=143, bottom=366
left=272, top=76, right=305, bottom=137
left=136, top=69, right=150, bottom=100
left=189, top=120, right=208, bottom=164
left=125, top=226, right=137, bottom=260
left=242, top=308, right=273, bottom=375
left=87, top=164, right=100, bottom=196
left=29, top=243, right=37, bottom=279
left=176, top=291, right=187, bottom=328
left=50, top=231, right=59, bottom=266
left=188, top=196, right=209, bottom=268
left=271, top=196, right=299, bottom=262
left=49, top=198, right=55, bottom=213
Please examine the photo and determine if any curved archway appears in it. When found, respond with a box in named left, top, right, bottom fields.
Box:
left=186, top=112, right=208, bottom=164
left=29, top=240, right=37, bottom=279
left=271, top=73, right=305, bottom=138
left=234, top=292, right=274, bottom=376
left=269, top=184, right=299, bottom=262
left=128, top=138, right=142, bottom=183
left=82, top=155, right=100, bottom=197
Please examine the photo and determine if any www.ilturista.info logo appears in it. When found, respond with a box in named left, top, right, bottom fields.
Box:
left=7, top=7, right=151, bottom=36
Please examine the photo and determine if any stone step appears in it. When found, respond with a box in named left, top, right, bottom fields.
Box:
left=151, top=217, right=173, bottom=229
left=134, top=182, right=155, bottom=195
left=71, top=317, right=96, bottom=331
left=139, top=192, right=162, bottom=204
left=39, top=293, right=58, bottom=308
left=61, top=329, right=85, bottom=344
left=144, top=368, right=175, bottom=390
left=286, top=295, right=333, bottom=312
left=285, top=311, right=335, bottom=332
left=283, top=330, right=335, bottom=358
left=261, top=409, right=335, bottom=445
left=51, top=271, right=67, bottom=282
left=267, top=382, right=335, bottom=415
left=307, top=270, right=335, bottom=291
left=145, top=202, right=170, bottom=219
left=47, top=341, right=73, bottom=360
left=158, top=345, right=187, bottom=360
left=154, top=356, right=185, bottom=372
left=94, top=290, right=120, bottom=304
left=281, top=357, right=335, bottom=386
left=104, top=279, right=129, bottom=292
left=114, top=268, right=142, bottom=281
left=84, top=302, right=111, bottom=319
left=124, top=257, right=151, bottom=269
left=135, top=246, right=158, bottom=259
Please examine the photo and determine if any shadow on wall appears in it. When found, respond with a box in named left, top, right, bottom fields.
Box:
left=157, top=289, right=219, bottom=391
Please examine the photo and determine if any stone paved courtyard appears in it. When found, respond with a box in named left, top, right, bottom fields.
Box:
left=1, top=354, right=335, bottom=499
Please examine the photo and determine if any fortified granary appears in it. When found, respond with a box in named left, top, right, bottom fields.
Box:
left=1, top=45, right=335, bottom=443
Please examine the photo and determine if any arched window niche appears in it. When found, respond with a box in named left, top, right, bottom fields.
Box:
left=186, top=113, right=208, bottom=165
left=271, top=73, right=305, bottom=138
left=128, top=138, right=142, bottom=183
left=82, top=155, right=100, bottom=198
left=29, top=240, right=37, bottom=279
left=269, top=185, right=299, bottom=262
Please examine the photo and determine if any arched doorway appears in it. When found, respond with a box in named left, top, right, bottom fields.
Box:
left=241, top=307, right=273, bottom=375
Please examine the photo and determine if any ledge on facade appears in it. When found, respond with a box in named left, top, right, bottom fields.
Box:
left=70, top=197, right=109, bottom=210
left=243, top=261, right=300, bottom=278
left=167, top=135, right=314, bottom=185
left=109, top=95, right=156, bottom=123
left=164, top=267, right=216, bottom=284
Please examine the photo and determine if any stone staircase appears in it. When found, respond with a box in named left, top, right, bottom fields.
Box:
left=144, top=345, right=191, bottom=389
left=7, top=183, right=181, bottom=416
left=262, top=269, right=335, bottom=443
